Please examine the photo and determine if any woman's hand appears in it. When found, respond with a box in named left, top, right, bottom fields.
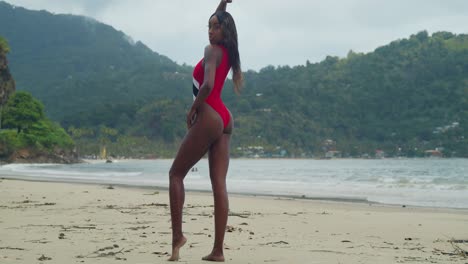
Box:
left=186, top=108, right=198, bottom=129
left=217, top=0, right=231, bottom=12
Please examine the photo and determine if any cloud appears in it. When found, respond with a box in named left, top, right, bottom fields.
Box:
left=4, top=0, right=468, bottom=70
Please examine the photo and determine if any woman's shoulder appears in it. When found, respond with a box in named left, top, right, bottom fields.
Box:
left=204, top=44, right=225, bottom=57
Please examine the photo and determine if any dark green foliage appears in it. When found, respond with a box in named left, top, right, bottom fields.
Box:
left=1, top=1, right=466, bottom=157
left=223, top=31, right=468, bottom=157
left=0, top=91, right=74, bottom=155
left=0, top=36, right=9, bottom=54
left=1, top=91, right=44, bottom=133
left=20, top=119, right=74, bottom=149
left=0, top=1, right=192, bottom=121
left=133, top=99, right=188, bottom=142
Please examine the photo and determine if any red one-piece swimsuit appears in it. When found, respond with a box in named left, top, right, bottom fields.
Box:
left=192, top=45, right=231, bottom=129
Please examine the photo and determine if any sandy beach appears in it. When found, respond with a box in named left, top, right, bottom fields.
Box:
left=0, top=179, right=467, bottom=263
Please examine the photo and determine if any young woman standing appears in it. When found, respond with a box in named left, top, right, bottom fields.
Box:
left=168, top=0, right=242, bottom=261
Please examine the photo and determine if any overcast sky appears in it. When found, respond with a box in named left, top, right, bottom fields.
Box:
left=4, top=0, right=468, bottom=71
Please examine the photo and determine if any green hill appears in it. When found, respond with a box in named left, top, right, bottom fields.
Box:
left=228, top=31, right=468, bottom=157
left=1, top=1, right=466, bottom=158
left=0, top=1, right=192, bottom=122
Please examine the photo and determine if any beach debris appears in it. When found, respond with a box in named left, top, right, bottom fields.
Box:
left=406, top=246, right=425, bottom=251
left=76, top=245, right=124, bottom=259
left=265, top=241, right=289, bottom=246
left=38, top=254, right=52, bottom=261
left=283, top=212, right=300, bottom=216
left=449, top=239, right=468, bottom=258
left=433, top=248, right=460, bottom=256
left=0, top=247, right=25, bottom=251
left=405, top=237, right=413, bottom=241
left=62, top=225, right=97, bottom=230
left=188, top=242, right=200, bottom=248
left=143, top=191, right=160, bottom=195
left=141, top=202, right=168, bottom=207
left=126, top=225, right=150, bottom=231
left=228, top=211, right=251, bottom=218
left=106, top=185, right=114, bottom=190
left=152, top=251, right=169, bottom=257
left=341, top=240, right=352, bottom=243
left=451, top=239, right=468, bottom=244
left=58, top=233, right=65, bottom=239
left=100, top=245, right=118, bottom=251
left=239, top=222, right=248, bottom=226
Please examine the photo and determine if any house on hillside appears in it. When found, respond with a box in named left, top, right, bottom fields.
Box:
left=424, top=149, right=443, bottom=158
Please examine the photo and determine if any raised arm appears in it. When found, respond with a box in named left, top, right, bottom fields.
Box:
left=216, top=0, right=232, bottom=12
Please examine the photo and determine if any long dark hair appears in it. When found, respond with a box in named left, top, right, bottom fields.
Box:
left=211, top=11, right=243, bottom=94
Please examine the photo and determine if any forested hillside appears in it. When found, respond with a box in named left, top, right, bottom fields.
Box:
left=0, top=1, right=192, bottom=121
left=0, top=36, right=77, bottom=163
left=1, top=1, right=466, bottom=158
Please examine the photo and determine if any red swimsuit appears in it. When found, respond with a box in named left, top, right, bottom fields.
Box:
left=192, top=45, right=231, bottom=129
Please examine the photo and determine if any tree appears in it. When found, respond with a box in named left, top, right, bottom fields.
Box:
left=0, top=36, right=9, bottom=54
left=2, top=91, right=45, bottom=134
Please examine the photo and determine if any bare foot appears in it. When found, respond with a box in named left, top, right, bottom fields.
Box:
left=202, top=252, right=225, bottom=262
left=168, top=236, right=187, bottom=261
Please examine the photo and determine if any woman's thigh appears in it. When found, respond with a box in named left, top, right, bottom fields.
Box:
left=169, top=103, right=224, bottom=177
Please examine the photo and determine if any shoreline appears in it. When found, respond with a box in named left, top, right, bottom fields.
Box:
left=2, top=176, right=468, bottom=212
left=1, top=178, right=467, bottom=263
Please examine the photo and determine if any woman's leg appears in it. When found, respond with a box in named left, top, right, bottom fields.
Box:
left=168, top=104, right=223, bottom=261
left=202, top=131, right=231, bottom=262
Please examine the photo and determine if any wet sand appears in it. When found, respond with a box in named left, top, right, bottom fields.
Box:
left=0, top=179, right=467, bottom=263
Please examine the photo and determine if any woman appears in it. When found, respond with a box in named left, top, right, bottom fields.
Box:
left=168, top=0, right=242, bottom=261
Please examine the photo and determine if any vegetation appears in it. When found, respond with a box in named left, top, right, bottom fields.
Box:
left=1, top=2, right=466, bottom=158
left=0, top=36, right=9, bottom=54
left=2, top=91, right=45, bottom=133
left=0, top=91, right=74, bottom=158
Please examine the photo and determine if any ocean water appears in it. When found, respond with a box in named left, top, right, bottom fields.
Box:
left=0, top=159, right=467, bottom=209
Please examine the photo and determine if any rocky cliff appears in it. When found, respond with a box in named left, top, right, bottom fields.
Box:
left=0, top=37, right=15, bottom=107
